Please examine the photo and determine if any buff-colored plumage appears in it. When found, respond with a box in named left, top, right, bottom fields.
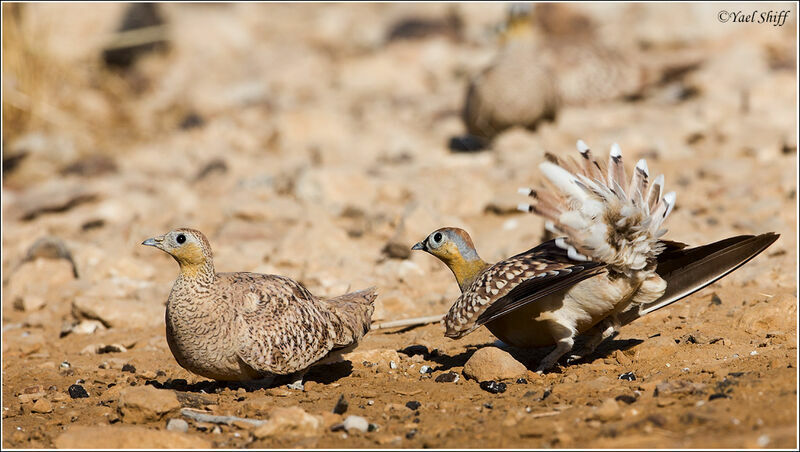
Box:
left=142, top=228, right=376, bottom=388
left=414, top=141, right=778, bottom=372
left=463, top=4, right=652, bottom=144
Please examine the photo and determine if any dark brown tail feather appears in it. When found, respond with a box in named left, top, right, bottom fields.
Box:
left=619, top=233, right=779, bottom=325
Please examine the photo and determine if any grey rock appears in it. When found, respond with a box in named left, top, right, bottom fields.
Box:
left=166, top=418, right=189, bottom=433
left=342, top=415, right=369, bottom=433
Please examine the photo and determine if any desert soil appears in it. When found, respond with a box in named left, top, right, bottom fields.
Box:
left=2, top=3, right=797, bottom=449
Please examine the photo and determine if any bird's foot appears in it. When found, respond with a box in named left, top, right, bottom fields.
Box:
left=286, top=379, right=305, bottom=391
left=566, top=353, right=586, bottom=364
left=534, top=362, right=556, bottom=374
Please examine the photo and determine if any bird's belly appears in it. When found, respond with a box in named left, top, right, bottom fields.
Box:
left=165, top=310, right=262, bottom=381
left=485, top=275, right=636, bottom=348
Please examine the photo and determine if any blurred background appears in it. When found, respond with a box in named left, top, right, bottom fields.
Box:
left=2, top=2, right=797, bottom=325
left=2, top=3, right=798, bottom=449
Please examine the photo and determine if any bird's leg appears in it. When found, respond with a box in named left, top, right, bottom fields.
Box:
left=568, top=317, right=619, bottom=363
left=285, top=371, right=306, bottom=391
left=535, top=322, right=576, bottom=373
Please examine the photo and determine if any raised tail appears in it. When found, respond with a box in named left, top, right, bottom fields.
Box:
left=325, top=287, right=378, bottom=345
left=616, top=233, right=779, bottom=325
left=518, top=140, right=676, bottom=276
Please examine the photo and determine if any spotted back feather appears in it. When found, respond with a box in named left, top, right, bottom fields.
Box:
left=518, top=140, right=676, bottom=276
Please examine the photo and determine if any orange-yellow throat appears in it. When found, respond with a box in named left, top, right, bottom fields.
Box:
left=172, top=243, right=209, bottom=278
left=451, top=258, right=490, bottom=293
left=438, top=252, right=490, bottom=293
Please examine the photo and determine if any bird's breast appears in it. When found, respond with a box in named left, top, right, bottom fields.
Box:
left=484, top=273, right=638, bottom=348
left=165, top=286, right=252, bottom=380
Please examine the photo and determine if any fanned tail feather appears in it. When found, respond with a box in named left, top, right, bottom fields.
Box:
left=518, top=140, right=677, bottom=276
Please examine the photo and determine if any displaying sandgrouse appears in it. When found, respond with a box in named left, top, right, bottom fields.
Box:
left=142, top=228, right=377, bottom=389
left=413, top=141, right=778, bottom=372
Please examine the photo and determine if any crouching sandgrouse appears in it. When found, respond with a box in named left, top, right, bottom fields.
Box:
left=142, top=228, right=377, bottom=389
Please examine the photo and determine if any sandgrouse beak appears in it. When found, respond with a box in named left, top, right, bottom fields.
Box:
left=411, top=241, right=427, bottom=252
left=141, top=236, right=165, bottom=248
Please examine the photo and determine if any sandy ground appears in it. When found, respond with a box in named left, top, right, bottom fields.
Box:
left=2, top=3, right=798, bottom=449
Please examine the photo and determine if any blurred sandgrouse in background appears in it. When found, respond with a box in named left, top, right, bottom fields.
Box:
left=454, top=3, right=701, bottom=150
left=142, top=228, right=377, bottom=389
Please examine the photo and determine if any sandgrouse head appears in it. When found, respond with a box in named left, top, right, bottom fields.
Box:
left=412, top=227, right=488, bottom=291
left=412, top=228, right=477, bottom=263
left=142, top=228, right=213, bottom=275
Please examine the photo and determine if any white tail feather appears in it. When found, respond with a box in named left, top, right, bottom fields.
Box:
left=521, top=140, right=676, bottom=276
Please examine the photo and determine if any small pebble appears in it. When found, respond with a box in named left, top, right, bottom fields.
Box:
left=406, top=429, right=417, bottom=439
left=615, top=394, right=637, bottom=405
left=179, top=112, right=205, bottom=130
left=122, top=364, right=136, bottom=373
left=709, top=393, right=728, bottom=401
left=618, top=372, right=636, bottom=381
left=757, top=435, right=770, bottom=447
left=750, top=350, right=758, bottom=356
left=405, top=401, right=421, bottom=410
left=419, top=365, right=432, bottom=374
left=31, top=399, right=53, bottom=414
left=60, top=361, right=71, bottom=369
left=166, top=418, right=188, bottom=433
left=68, top=384, right=89, bottom=399
left=483, top=402, right=493, bottom=409
left=367, top=400, right=374, bottom=406
left=342, top=415, right=369, bottom=433
left=516, top=378, right=527, bottom=384
left=333, top=395, right=348, bottom=415
left=479, top=381, right=507, bottom=394
left=399, top=345, right=428, bottom=357
left=389, top=361, right=398, bottom=370
left=434, top=372, right=459, bottom=383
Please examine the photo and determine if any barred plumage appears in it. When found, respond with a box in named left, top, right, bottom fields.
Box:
left=143, top=228, right=376, bottom=388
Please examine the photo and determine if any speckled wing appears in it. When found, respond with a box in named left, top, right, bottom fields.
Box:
left=444, top=240, right=605, bottom=339
left=224, top=273, right=339, bottom=376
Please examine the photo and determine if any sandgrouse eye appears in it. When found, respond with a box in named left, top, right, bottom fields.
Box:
left=176, top=234, right=186, bottom=244
left=434, top=232, right=442, bottom=242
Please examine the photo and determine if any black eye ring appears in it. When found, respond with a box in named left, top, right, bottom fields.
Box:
left=176, top=234, right=186, bottom=244
left=433, top=232, right=443, bottom=243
